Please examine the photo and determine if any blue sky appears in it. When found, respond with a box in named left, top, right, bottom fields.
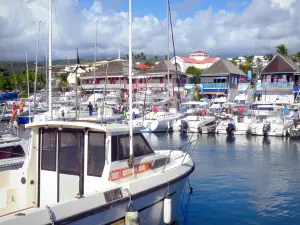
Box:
left=78, top=0, right=250, bottom=19
left=1, top=0, right=299, bottom=60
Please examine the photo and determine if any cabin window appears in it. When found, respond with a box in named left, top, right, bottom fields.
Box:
left=41, top=129, right=57, bottom=171
left=132, top=134, right=154, bottom=157
left=88, top=132, right=105, bottom=177
left=58, top=131, right=84, bottom=175
left=0, top=145, right=25, bottom=160
left=111, top=134, right=154, bottom=162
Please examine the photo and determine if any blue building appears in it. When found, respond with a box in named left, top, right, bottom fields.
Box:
left=185, top=60, right=246, bottom=101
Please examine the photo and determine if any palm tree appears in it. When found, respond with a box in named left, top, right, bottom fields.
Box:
left=153, top=55, right=158, bottom=62
left=276, top=44, right=288, bottom=56
left=140, top=52, right=146, bottom=61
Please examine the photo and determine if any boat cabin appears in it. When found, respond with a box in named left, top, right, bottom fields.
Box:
left=1, top=121, right=172, bottom=215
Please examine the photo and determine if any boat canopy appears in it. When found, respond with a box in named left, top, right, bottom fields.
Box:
left=26, top=121, right=145, bottom=135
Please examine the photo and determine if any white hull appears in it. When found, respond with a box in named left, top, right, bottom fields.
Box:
left=251, top=121, right=294, bottom=137
left=173, top=116, right=216, bottom=133
left=66, top=177, right=187, bottom=225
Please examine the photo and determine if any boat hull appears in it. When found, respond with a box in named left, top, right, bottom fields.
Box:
left=69, top=176, right=188, bottom=225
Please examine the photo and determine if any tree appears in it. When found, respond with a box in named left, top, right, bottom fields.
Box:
left=231, top=60, right=238, bottom=66
left=153, top=55, right=158, bottom=62
left=164, top=55, right=168, bottom=60
left=125, top=54, right=129, bottom=60
left=239, top=63, right=252, bottom=75
left=264, top=54, right=273, bottom=61
left=232, top=56, right=238, bottom=60
left=255, top=58, right=264, bottom=80
left=194, top=74, right=200, bottom=84
left=292, top=52, right=300, bottom=63
left=276, top=44, right=288, bottom=56
left=140, top=52, right=146, bottom=61
left=246, top=55, right=254, bottom=64
left=144, top=60, right=154, bottom=67
left=185, top=66, right=204, bottom=76
left=193, top=85, right=201, bottom=101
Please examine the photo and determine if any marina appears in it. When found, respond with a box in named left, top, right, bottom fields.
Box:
left=1, top=0, right=300, bottom=224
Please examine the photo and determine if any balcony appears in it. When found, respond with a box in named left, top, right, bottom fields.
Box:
left=201, top=83, right=227, bottom=88
left=136, top=83, right=166, bottom=88
left=81, top=83, right=126, bottom=90
left=259, top=82, right=293, bottom=88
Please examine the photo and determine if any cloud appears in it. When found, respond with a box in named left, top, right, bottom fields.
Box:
left=0, top=0, right=300, bottom=61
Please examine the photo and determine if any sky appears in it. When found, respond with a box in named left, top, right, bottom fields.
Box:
left=0, top=0, right=299, bottom=61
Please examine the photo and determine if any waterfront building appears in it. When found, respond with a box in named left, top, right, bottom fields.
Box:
left=185, top=60, right=246, bottom=101
left=170, top=50, right=220, bottom=73
left=80, top=60, right=191, bottom=101
left=258, top=54, right=300, bottom=103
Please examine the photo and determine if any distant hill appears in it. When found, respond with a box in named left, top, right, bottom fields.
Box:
left=0, top=57, right=124, bottom=74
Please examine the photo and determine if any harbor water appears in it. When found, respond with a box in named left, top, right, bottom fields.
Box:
left=144, top=132, right=300, bottom=225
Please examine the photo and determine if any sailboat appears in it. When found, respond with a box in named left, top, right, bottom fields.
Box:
left=0, top=0, right=195, bottom=224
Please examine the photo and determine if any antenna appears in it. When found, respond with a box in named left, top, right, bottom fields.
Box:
left=118, top=48, right=121, bottom=60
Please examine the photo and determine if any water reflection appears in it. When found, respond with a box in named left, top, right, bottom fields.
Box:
left=144, top=132, right=300, bottom=224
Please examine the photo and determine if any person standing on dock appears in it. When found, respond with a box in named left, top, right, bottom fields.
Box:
left=87, top=102, right=93, bottom=116
left=19, top=101, right=24, bottom=115
left=283, top=105, right=290, bottom=116
left=10, top=102, right=17, bottom=121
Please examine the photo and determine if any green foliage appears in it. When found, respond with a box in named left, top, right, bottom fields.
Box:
left=276, top=44, right=288, bottom=56
left=186, top=66, right=204, bottom=75
left=264, top=54, right=273, bottom=61
left=144, top=60, right=154, bottom=67
left=246, top=55, right=254, bottom=64
left=232, top=56, right=238, bottom=60
left=292, top=52, right=300, bottom=62
left=195, top=74, right=200, bottom=84
left=231, top=60, right=237, bottom=66
left=239, top=63, right=252, bottom=75
left=0, top=68, right=46, bottom=93
left=164, top=55, right=168, bottom=60
left=186, top=66, right=203, bottom=84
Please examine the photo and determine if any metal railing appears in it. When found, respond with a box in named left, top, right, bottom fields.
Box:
left=201, top=83, right=227, bottom=88
left=161, top=137, right=199, bottom=173
left=260, top=82, right=293, bottom=88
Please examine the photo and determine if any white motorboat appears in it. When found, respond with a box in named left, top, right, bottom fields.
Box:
left=173, top=115, right=216, bottom=133
left=132, top=108, right=184, bottom=132
left=216, top=114, right=252, bottom=135
left=0, top=121, right=195, bottom=224
left=250, top=105, right=293, bottom=136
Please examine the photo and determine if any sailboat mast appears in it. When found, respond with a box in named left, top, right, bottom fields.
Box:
left=167, top=0, right=170, bottom=96
left=93, top=20, right=98, bottom=107
left=26, top=50, right=29, bottom=100
left=33, top=21, right=41, bottom=116
left=128, top=0, right=134, bottom=172
left=48, top=0, right=53, bottom=120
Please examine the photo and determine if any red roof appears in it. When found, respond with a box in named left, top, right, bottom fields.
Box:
left=178, top=56, right=218, bottom=64
left=191, top=50, right=208, bottom=54
left=136, top=62, right=152, bottom=70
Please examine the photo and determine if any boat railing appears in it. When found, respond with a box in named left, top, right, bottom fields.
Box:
left=161, top=138, right=199, bottom=173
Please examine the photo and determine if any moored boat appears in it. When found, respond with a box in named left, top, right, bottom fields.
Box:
left=0, top=121, right=195, bottom=224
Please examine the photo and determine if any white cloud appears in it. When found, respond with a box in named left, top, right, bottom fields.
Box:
left=0, top=0, right=300, bottom=61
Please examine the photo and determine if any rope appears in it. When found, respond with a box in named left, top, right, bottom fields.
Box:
left=53, top=0, right=68, bottom=61
left=19, top=0, right=33, bottom=33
